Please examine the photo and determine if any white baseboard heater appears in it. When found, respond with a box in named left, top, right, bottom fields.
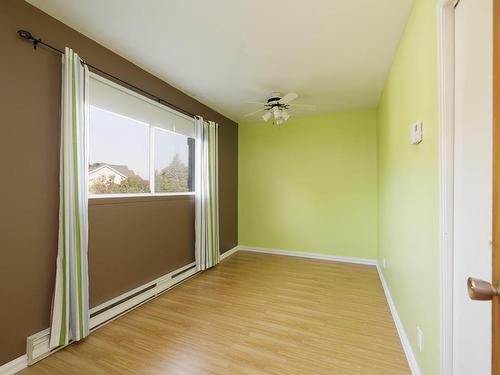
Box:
left=26, top=262, right=197, bottom=365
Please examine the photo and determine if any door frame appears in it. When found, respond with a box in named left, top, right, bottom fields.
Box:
left=437, top=1, right=458, bottom=374
left=493, top=0, right=500, bottom=372
left=439, top=1, right=497, bottom=374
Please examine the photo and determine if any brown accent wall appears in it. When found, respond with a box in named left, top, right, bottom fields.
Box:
left=88, top=196, right=196, bottom=307
left=0, top=0, right=238, bottom=365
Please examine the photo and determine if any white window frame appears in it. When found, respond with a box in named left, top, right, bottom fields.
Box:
left=88, top=72, right=196, bottom=199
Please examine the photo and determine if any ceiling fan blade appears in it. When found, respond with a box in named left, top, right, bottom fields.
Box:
left=243, top=108, right=266, bottom=117
left=279, top=92, right=298, bottom=104
left=290, top=103, right=316, bottom=110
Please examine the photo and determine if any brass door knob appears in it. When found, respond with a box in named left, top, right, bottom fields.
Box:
left=467, top=277, right=499, bottom=301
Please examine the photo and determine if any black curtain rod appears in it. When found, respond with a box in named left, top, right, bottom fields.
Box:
left=17, top=30, right=197, bottom=119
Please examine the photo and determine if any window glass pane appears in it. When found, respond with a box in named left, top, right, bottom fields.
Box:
left=89, top=106, right=150, bottom=194
left=154, top=127, right=194, bottom=193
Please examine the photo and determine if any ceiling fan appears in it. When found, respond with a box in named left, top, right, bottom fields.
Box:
left=244, top=92, right=316, bottom=125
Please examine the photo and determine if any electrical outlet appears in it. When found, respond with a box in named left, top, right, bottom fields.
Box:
left=416, top=326, right=424, bottom=352
left=382, top=258, right=387, bottom=269
left=411, top=122, right=423, bottom=144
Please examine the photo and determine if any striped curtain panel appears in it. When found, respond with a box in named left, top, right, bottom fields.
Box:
left=50, top=48, right=90, bottom=349
left=195, top=117, right=220, bottom=271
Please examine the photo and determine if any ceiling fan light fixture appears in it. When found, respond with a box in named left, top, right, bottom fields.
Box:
left=281, top=109, right=290, bottom=121
left=262, top=110, right=272, bottom=122
left=272, top=107, right=281, bottom=119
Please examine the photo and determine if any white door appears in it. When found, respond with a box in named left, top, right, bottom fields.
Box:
left=453, top=0, right=493, bottom=374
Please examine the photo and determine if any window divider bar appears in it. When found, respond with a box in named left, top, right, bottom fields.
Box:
left=149, top=126, right=155, bottom=194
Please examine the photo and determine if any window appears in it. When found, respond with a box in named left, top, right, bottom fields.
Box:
left=155, top=128, right=194, bottom=193
left=88, top=73, right=195, bottom=197
left=89, top=107, right=150, bottom=194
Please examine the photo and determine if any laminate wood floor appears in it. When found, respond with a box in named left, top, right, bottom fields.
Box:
left=19, top=251, right=410, bottom=375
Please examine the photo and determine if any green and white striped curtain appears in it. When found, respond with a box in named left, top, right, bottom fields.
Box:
left=195, top=117, right=219, bottom=271
left=50, top=48, right=90, bottom=349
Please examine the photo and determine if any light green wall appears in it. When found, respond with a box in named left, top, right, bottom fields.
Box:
left=377, top=0, right=440, bottom=373
left=239, top=110, right=378, bottom=259
left=238, top=1, right=440, bottom=373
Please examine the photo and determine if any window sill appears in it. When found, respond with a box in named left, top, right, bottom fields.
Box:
left=89, top=192, right=195, bottom=206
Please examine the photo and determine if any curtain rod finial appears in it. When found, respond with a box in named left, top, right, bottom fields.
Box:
left=17, top=30, right=32, bottom=40
left=17, top=30, right=40, bottom=49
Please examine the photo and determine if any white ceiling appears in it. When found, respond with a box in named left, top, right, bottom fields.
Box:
left=27, top=0, right=413, bottom=123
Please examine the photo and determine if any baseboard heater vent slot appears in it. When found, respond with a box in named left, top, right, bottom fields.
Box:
left=26, top=261, right=197, bottom=366
left=90, top=284, right=156, bottom=319
left=171, top=264, right=196, bottom=279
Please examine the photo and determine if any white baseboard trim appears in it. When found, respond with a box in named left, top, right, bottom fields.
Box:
left=0, top=355, right=27, bottom=375
left=219, top=245, right=239, bottom=261
left=237, top=245, right=377, bottom=266
left=376, top=264, right=421, bottom=375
